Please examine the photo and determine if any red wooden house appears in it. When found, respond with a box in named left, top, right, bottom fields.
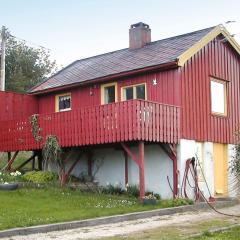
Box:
left=0, top=23, right=240, bottom=199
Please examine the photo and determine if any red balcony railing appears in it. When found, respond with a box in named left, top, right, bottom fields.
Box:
left=0, top=100, right=180, bottom=152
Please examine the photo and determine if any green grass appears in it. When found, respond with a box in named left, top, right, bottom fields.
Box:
left=0, top=188, right=192, bottom=231
left=102, top=219, right=239, bottom=240
left=0, top=151, right=32, bottom=170
left=189, top=226, right=240, bottom=239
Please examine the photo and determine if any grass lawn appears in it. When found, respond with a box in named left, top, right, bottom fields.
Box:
left=190, top=226, right=240, bottom=240
left=0, top=187, right=192, bottom=231
left=102, top=220, right=239, bottom=240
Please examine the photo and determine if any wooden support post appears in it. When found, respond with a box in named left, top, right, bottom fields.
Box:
left=124, top=151, right=128, bottom=186
left=61, top=153, right=82, bottom=185
left=7, top=152, right=11, bottom=162
left=87, top=151, right=93, bottom=177
left=14, top=153, right=37, bottom=171
left=6, top=151, right=19, bottom=171
left=172, top=155, right=178, bottom=198
left=139, top=141, right=145, bottom=200
left=37, top=151, right=43, bottom=171
left=32, top=156, right=35, bottom=170
left=121, top=142, right=145, bottom=201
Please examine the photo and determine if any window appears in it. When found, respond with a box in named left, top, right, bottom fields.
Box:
left=55, top=93, right=71, bottom=112
left=101, top=82, right=117, bottom=104
left=210, top=78, right=227, bottom=115
left=122, top=83, right=146, bottom=101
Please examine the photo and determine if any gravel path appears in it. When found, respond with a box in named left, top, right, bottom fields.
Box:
left=4, top=204, right=240, bottom=240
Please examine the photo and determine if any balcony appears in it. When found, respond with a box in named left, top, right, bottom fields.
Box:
left=0, top=100, right=180, bottom=152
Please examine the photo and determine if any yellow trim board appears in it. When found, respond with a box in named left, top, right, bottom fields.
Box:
left=177, top=25, right=240, bottom=67
left=101, top=82, right=118, bottom=105
left=213, top=143, right=228, bottom=197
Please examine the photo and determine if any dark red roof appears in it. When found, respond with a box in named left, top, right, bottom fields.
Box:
left=31, top=26, right=215, bottom=93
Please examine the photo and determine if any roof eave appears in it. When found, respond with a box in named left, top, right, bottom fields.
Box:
left=177, top=24, right=240, bottom=67
left=30, top=60, right=178, bottom=95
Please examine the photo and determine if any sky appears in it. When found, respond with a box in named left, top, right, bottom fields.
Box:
left=0, top=0, right=240, bottom=68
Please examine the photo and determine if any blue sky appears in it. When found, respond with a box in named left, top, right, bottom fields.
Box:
left=1, top=0, right=240, bottom=67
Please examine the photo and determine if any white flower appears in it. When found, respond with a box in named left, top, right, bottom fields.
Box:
left=0, top=172, right=2, bottom=175
left=4, top=182, right=9, bottom=184
left=10, top=172, right=15, bottom=176
left=16, top=171, right=21, bottom=176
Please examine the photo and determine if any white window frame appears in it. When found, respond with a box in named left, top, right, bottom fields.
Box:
left=210, top=78, right=227, bottom=116
left=121, top=83, right=147, bottom=101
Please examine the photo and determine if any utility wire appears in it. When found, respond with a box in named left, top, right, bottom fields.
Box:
left=9, top=34, right=52, bottom=51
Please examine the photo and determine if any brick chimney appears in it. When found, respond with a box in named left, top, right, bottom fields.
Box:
left=129, top=22, right=151, bottom=49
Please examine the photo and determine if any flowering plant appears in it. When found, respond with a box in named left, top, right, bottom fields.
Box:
left=143, top=193, right=157, bottom=200
left=0, top=171, right=22, bottom=184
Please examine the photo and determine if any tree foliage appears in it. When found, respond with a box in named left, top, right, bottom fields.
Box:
left=1, top=30, right=57, bottom=93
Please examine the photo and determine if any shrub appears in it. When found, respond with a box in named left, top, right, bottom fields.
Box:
left=126, top=184, right=140, bottom=198
left=143, top=191, right=161, bottom=200
left=0, top=171, right=22, bottom=183
left=153, top=193, right=161, bottom=200
left=166, top=198, right=194, bottom=207
left=23, top=171, right=58, bottom=184
left=100, top=184, right=124, bottom=195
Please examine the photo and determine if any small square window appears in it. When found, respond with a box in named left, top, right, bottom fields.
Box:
left=210, top=78, right=227, bottom=115
left=101, top=82, right=117, bottom=104
left=56, top=94, right=71, bottom=112
left=104, top=85, right=115, bottom=104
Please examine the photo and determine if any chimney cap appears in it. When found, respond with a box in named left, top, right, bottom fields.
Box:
left=131, top=22, right=150, bottom=29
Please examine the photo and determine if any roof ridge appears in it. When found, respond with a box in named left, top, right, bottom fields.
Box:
left=71, top=25, right=217, bottom=63
left=30, top=25, right=218, bottom=93
left=148, top=25, right=216, bottom=45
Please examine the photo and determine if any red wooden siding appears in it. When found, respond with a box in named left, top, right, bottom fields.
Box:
left=181, top=37, right=240, bottom=144
left=38, top=85, right=101, bottom=114
left=38, top=70, right=180, bottom=115
left=118, top=70, right=180, bottom=105
left=0, top=91, right=38, bottom=121
left=0, top=100, right=180, bottom=152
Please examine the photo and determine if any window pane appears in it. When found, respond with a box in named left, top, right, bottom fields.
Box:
left=211, top=81, right=225, bottom=114
left=136, top=85, right=145, bottom=100
left=104, top=86, right=115, bottom=104
left=59, top=95, right=71, bottom=111
left=125, top=87, right=133, bottom=100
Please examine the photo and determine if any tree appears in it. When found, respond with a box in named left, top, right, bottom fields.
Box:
left=1, top=30, right=57, bottom=93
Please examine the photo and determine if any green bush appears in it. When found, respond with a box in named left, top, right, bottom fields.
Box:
left=100, top=184, right=125, bottom=195
left=165, top=198, right=194, bottom=207
left=153, top=193, right=161, bottom=200
left=126, top=184, right=140, bottom=198
left=144, top=191, right=161, bottom=200
left=0, top=171, right=23, bottom=183
left=23, top=171, right=58, bottom=184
